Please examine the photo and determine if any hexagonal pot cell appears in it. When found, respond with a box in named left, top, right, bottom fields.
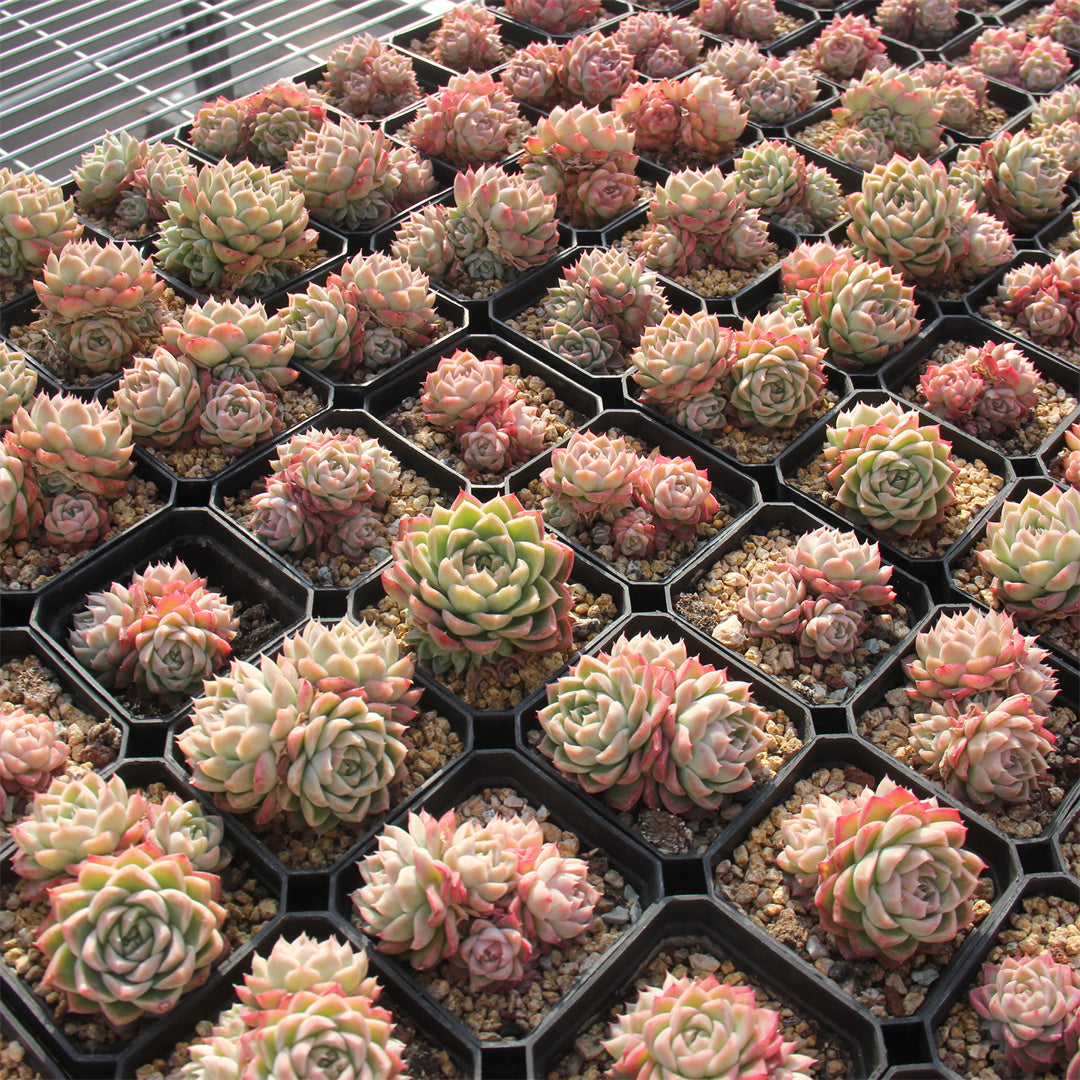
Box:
left=366, top=335, right=603, bottom=491
left=512, top=408, right=759, bottom=588
left=391, top=10, right=545, bottom=72
left=685, top=0, right=820, bottom=49
left=519, top=611, right=812, bottom=875
left=929, top=873, right=1080, bottom=1080
left=168, top=637, right=474, bottom=880
left=119, top=911, right=479, bottom=1080
left=0, top=756, right=283, bottom=1079
left=670, top=501, right=931, bottom=708
left=352, top=534, right=629, bottom=716
left=879, top=314, right=1080, bottom=477
left=1053, top=791, right=1080, bottom=877
left=709, top=734, right=1017, bottom=1022
left=1041, top=404, right=1080, bottom=488
left=330, top=747, right=662, bottom=1064
left=0, top=626, right=129, bottom=841
left=848, top=605, right=1079, bottom=854
left=777, top=389, right=1015, bottom=579
left=212, top=408, right=465, bottom=603
left=0, top=445, right=175, bottom=626
left=484, top=0, right=633, bottom=40
left=947, top=475, right=1080, bottom=669
left=531, top=895, right=884, bottom=1079
left=31, top=508, right=311, bottom=725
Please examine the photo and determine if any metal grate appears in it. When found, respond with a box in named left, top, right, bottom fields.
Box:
left=0, top=0, right=453, bottom=180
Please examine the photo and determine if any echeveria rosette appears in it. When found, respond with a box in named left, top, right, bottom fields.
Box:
left=543, top=430, right=642, bottom=523
left=352, top=808, right=465, bottom=969
left=824, top=402, right=958, bottom=538
left=785, top=526, right=896, bottom=607
left=0, top=707, right=68, bottom=808
left=537, top=644, right=671, bottom=811
left=908, top=693, right=1055, bottom=811
left=502, top=0, right=601, bottom=34
left=0, top=167, right=82, bottom=285
left=969, top=952, right=1080, bottom=1074
left=516, top=842, right=599, bottom=944
left=420, top=349, right=516, bottom=432
left=777, top=787, right=874, bottom=895
left=811, top=778, right=986, bottom=966
left=36, top=842, right=227, bottom=1029
left=796, top=596, right=865, bottom=660
left=603, top=972, right=816, bottom=1080
left=976, top=484, right=1080, bottom=624
left=141, top=793, right=231, bottom=874
left=456, top=915, right=533, bottom=992
left=382, top=491, right=574, bottom=675
left=39, top=491, right=111, bottom=552
left=113, top=349, right=201, bottom=449
left=238, top=989, right=404, bottom=1080
left=634, top=453, right=719, bottom=538
left=737, top=568, right=806, bottom=638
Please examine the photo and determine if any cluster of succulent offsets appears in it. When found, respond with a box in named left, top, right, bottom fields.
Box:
left=383, top=491, right=574, bottom=676
left=976, top=483, right=1080, bottom=628
left=691, top=0, right=783, bottom=42
left=902, top=606, right=1060, bottom=811
left=0, top=168, right=81, bottom=290
left=0, top=392, right=134, bottom=553
left=353, top=805, right=600, bottom=987
left=426, top=1, right=506, bottom=71
left=0, top=343, right=37, bottom=427
left=730, top=141, right=844, bottom=234
left=71, top=131, right=196, bottom=235
left=286, top=115, right=435, bottom=232
left=778, top=241, right=922, bottom=369
left=114, top=295, right=298, bottom=456
left=874, top=0, right=958, bottom=47
left=8, top=771, right=231, bottom=1028
left=156, top=158, right=319, bottom=297
left=630, top=307, right=827, bottom=436
left=1029, top=84, right=1080, bottom=177
left=823, top=399, right=958, bottom=538
left=778, top=774, right=986, bottom=966
left=180, top=617, right=418, bottom=830
left=420, top=349, right=549, bottom=476
left=392, top=164, right=558, bottom=293
left=405, top=71, right=529, bottom=169
left=188, top=79, right=327, bottom=166
left=970, top=949, right=1080, bottom=1076
left=539, top=630, right=769, bottom=815
left=501, top=0, right=603, bottom=34
left=965, top=26, right=1073, bottom=93
left=737, top=524, right=897, bottom=663
left=918, top=340, right=1041, bottom=438
left=846, top=156, right=1015, bottom=287
left=612, top=11, right=705, bottom=77
left=636, top=166, right=776, bottom=280
left=701, top=41, right=820, bottom=126
left=178, top=932, right=405, bottom=1080
left=540, top=248, right=669, bottom=374
left=32, top=238, right=168, bottom=376
left=541, top=430, right=721, bottom=560
left=604, top=972, right=816, bottom=1080
left=808, top=13, right=888, bottom=82
left=247, top=427, right=402, bottom=560
left=501, top=34, right=635, bottom=110
left=520, top=105, right=641, bottom=229
left=283, top=250, right=437, bottom=380
left=322, top=32, right=421, bottom=117
left=69, top=557, right=238, bottom=706
left=997, top=251, right=1080, bottom=351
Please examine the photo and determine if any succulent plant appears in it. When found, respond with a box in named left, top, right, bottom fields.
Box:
left=778, top=784, right=875, bottom=893
left=736, top=56, right=820, bottom=126
left=324, top=33, right=421, bottom=118
left=979, top=131, right=1069, bottom=232
left=287, top=115, right=434, bottom=231
left=1059, top=422, right=1080, bottom=487
left=786, top=525, right=897, bottom=606
left=383, top=491, right=574, bottom=674
left=613, top=74, right=748, bottom=161
left=8, top=391, right=134, bottom=500
left=998, top=252, right=1080, bottom=349
left=796, top=595, right=864, bottom=659
left=799, top=252, right=922, bottom=369
left=833, top=67, right=944, bottom=161
left=0, top=343, right=38, bottom=428
left=420, top=349, right=516, bottom=432
left=0, top=168, right=82, bottom=287
left=976, top=484, right=1080, bottom=623
left=613, top=11, right=704, bottom=77
left=10, top=772, right=147, bottom=881
left=457, top=915, right=532, bottom=991
left=811, top=14, right=887, bottom=80
left=140, top=793, right=230, bottom=873
left=520, top=104, right=641, bottom=229
left=1036, top=0, right=1080, bottom=47
left=197, top=378, right=281, bottom=453
left=604, top=972, right=816, bottom=1080
left=875, top=0, right=958, bottom=48
left=724, top=309, right=826, bottom=428
left=36, top=842, right=227, bottom=1028
left=823, top=400, right=958, bottom=537
left=970, top=951, right=1080, bottom=1073
left=0, top=435, right=42, bottom=543
left=792, top=776, right=986, bottom=965
left=156, top=159, right=317, bottom=295
left=280, top=281, right=365, bottom=379
left=69, top=557, right=238, bottom=704
left=39, top=491, right=111, bottom=552
left=847, top=155, right=1014, bottom=285
left=629, top=309, right=733, bottom=410
left=501, top=41, right=572, bottom=110
left=430, top=1, right=505, bottom=70
left=502, top=0, right=601, bottom=33
left=1018, top=36, right=1073, bottom=92
left=112, top=348, right=201, bottom=449
left=700, top=39, right=764, bottom=87
left=694, top=0, right=780, bottom=41
left=543, top=430, right=642, bottom=523
left=563, top=31, right=635, bottom=106
left=637, top=453, right=720, bottom=537
left=908, top=693, right=1055, bottom=809
left=407, top=72, right=528, bottom=169
left=0, top=706, right=69, bottom=810
left=72, top=130, right=148, bottom=215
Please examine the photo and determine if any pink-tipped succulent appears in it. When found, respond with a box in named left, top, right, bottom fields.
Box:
left=0, top=167, right=82, bottom=286
left=786, top=525, right=896, bottom=606
left=430, top=1, right=505, bottom=71
left=39, top=491, right=111, bottom=552
left=324, top=33, right=421, bottom=118
left=811, top=14, right=887, bottom=80
left=0, top=706, right=69, bottom=811
left=501, top=0, right=601, bottom=34
left=998, top=252, right=1080, bottom=349
left=979, top=131, right=1069, bottom=233
left=112, top=348, right=201, bottom=450
left=694, top=0, right=780, bottom=41
left=1057, top=423, right=1080, bottom=487
left=875, top=0, right=958, bottom=48
left=635, top=453, right=719, bottom=537
left=543, top=430, right=642, bottom=523
left=420, top=349, right=516, bottom=432
left=613, top=12, right=704, bottom=78
left=0, top=343, right=37, bottom=428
